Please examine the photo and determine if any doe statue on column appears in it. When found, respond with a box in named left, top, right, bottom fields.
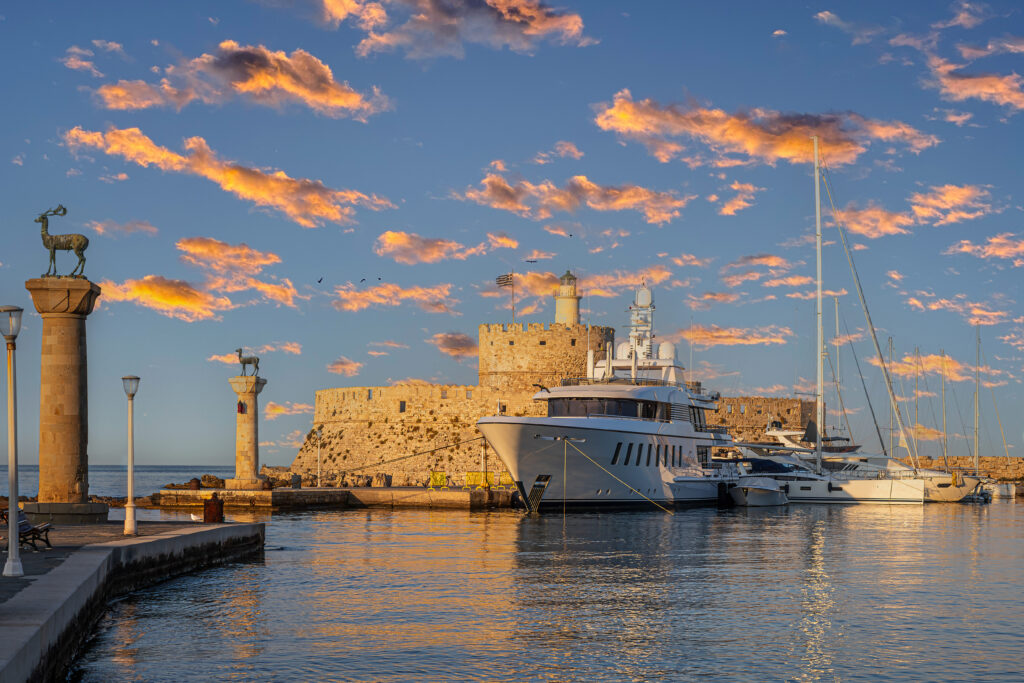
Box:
left=24, top=205, right=107, bottom=525
left=226, top=348, right=267, bottom=490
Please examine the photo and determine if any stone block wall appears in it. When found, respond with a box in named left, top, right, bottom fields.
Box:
left=901, top=456, right=1024, bottom=481
left=289, top=383, right=545, bottom=485
left=711, top=396, right=817, bottom=444
left=477, top=323, right=614, bottom=392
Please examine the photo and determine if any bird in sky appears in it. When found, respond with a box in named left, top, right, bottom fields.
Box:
left=317, top=277, right=323, bottom=284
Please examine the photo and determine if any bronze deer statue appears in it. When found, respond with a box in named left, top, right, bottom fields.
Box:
left=236, top=348, right=260, bottom=377
left=36, top=205, right=89, bottom=277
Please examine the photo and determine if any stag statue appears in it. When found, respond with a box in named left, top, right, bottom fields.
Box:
left=36, top=205, right=89, bottom=277
left=236, top=348, right=260, bottom=377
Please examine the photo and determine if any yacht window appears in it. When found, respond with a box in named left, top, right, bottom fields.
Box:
left=646, top=444, right=652, bottom=467
left=548, top=398, right=653, bottom=419
left=670, top=404, right=690, bottom=422
left=671, top=445, right=677, bottom=467
left=636, top=444, right=643, bottom=466
left=623, top=443, right=633, bottom=466
left=697, top=446, right=710, bottom=467
left=611, top=442, right=623, bottom=466
left=655, top=444, right=661, bottom=467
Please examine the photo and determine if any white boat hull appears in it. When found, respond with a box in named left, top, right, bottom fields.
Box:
left=924, top=475, right=983, bottom=503
left=730, top=477, right=788, bottom=506
left=477, top=416, right=723, bottom=509
left=782, top=477, right=925, bottom=504
left=982, top=481, right=1016, bottom=499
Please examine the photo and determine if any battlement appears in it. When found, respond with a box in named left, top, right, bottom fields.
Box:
left=477, top=322, right=609, bottom=335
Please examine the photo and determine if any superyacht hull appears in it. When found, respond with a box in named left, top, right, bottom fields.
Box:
left=477, top=416, right=721, bottom=510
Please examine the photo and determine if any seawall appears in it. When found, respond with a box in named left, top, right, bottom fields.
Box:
left=0, top=523, right=264, bottom=683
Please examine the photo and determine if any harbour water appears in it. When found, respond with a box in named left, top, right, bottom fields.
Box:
left=0, top=465, right=236, bottom=499
left=72, top=502, right=1024, bottom=681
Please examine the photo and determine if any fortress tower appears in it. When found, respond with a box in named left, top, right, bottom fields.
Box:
left=554, top=270, right=581, bottom=325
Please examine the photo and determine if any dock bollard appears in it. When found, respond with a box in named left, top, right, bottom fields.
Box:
left=204, top=492, right=225, bottom=523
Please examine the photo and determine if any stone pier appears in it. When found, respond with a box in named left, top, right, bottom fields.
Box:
left=24, top=278, right=107, bottom=523
left=227, top=375, right=267, bottom=490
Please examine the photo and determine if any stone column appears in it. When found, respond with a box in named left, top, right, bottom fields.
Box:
left=227, top=375, right=267, bottom=490
left=25, top=277, right=101, bottom=504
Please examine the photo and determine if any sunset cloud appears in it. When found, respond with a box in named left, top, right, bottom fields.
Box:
left=908, top=184, right=994, bottom=225
left=85, top=219, right=158, bottom=237
left=459, top=172, right=694, bottom=224
left=671, top=253, right=713, bottom=268
left=786, top=288, right=848, bottom=300
left=814, top=10, right=883, bottom=45
left=372, top=229, right=516, bottom=264
left=176, top=237, right=302, bottom=308
left=64, top=126, right=393, bottom=227
left=721, top=271, right=763, bottom=288
left=718, top=181, right=764, bottom=216
left=524, top=249, right=555, bottom=260
left=686, top=292, right=740, bottom=310
left=533, top=140, right=584, bottom=164
left=333, top=282, right=458, bottom=314
left=673, top=323, right=794, bottom=349
left=323, top=0, right=594, bottom=59
left=869, top=352, right=977, bottom=382
left=905, top=292, right=1009, bottom=326
left=593, top=89, right=938, bottom=166
left=427, top=332, right=478, bottom=358
left=833, top=202, right=914, bottom=238
left=264, top=401, right=314, bottom=420
left=762, top=275, right=814, bottom=288
left=944, top=232, right=1024, bottom=265
left=99, top=275, right=235, bottom=322
left=722, top=254, right=792, bottom=271
left=328, top=356, right=364, bottom=376
left=926, top=55, right=1024, bottom=110
left=370, top=340, right=409, bottom=349
left=96, top=41, right=389, bottom=120
left=60, top=46, right=103, bottom=77
left=933, top=1, right=989, bottom=30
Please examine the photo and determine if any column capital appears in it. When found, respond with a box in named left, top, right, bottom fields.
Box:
left=229, top=375, right=267, bottom=396
left=25, top=277, right=101, bottom=317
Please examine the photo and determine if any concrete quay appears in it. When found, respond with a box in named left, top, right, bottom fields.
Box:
left=0, top=521, right=264, bottom=683
left=152, top=486, right=515, bottom=510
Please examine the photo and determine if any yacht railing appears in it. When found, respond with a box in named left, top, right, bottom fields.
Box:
left=561, top=376, right=685, bottom=388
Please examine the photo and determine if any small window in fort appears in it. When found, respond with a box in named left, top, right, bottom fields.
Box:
left=399, top=401, right=406, bottom=413
left=509, top=340, right=515, bottom=346
left=367, top=389, right=373, bottom=400
left=441, top=390, right=448, bottom=399
left=498, top=402, right=507, bottom=414
left=727, top=405, right=733, bottom=414
left=740, top=404, right=746, bottom=414
left=611, top=442, right=623, bottom=466
left=571, top=339, right=576, bottom=346
left=466, top=390, right=472, bottom=399
left=757, top=408, right=762, bottom=415
left=539, top=340, right=546, bottom=346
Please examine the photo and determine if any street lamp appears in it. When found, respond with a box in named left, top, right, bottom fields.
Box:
left=316, top=425, right=323, bottom=488
left=1, top=306, right=24, bottom=578
left=121, top=375, right=140, bottom=536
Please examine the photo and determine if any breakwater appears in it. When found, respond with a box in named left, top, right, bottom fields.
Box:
left=0, top=522, right=263, bottom=682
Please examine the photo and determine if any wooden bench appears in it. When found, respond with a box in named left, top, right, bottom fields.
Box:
left=2, top=509, right=54, bottom=550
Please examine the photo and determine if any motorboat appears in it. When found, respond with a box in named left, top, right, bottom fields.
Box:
left=478, top=284, right=733, bottom=512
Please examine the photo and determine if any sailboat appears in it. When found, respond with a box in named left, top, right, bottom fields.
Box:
left=738, top=136, right=932, bottom=504
left=972, top=327, right=1017, bottom=500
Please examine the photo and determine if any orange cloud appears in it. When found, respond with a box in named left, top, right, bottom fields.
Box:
left=265, top=401, right=314, bottom=420
left=85, top=219, right=158, bottom=237
left=927, top=55, right=1024, bottom=110
left=370, top=340, right=409, bottom=349
left=534, top=140, right=584, bottom=164
left=905, top=292, right=1009, bottom=326
left=831, top=330, right=865, bottom=346
left=459, top=172, right=694, bottom=224
left=328, top=356, right=363, bottom=376
left=374, top=231, right=484, bottom=264
left=584, top=265, right=673, bottom=297
left=786, top=288, right=848, bottom=300
left=176, top=237, right=302, bottom=308
left=333, top=282, right=458, bottom=314
left=908, top=184, right=994, bottom=225
left=593, top=89, right=938, bottom=166
left=722, top=271, right=763, bottom=288
left=887, top=270, right=904, bottom=282
left=834, top=202, right=914, bottom=238
left=945, top=232, right=1024, bottom=265
left=257, top=341, right=303, bottom=355
left=60, top=45, right=103, bottom=77
left=100, top=275, right=235, bottom=322
left=763, top=275, right=814, bottom=288
left=722, top=254, right=792, bottom=271
left=96, top=40, right=389, bottom=120
left=64, top=126, right=393, bottom=227
left=340, top=0, right=593, bottom=59
left=672, top=323, right=794, bottom=349
left=686, top=292, right=739, bottom=310
left=671, top=253, right=713, bottom=268
left=207, top=353, right=239, bottom=365
left=427, top=332, right=478, bottom=358
left=525, top=249, right=555, bottom=260
left=487, top=231, right=518, bottom=249
left=718, top=181, right=764, bottom=216
left=933, top=1, right=989, bottom=30
left=869, top=352, right=975, bottom=382
left=909, top=423, right=945, bottom=441
left=543, top=224, right=571, bottom=237
left=814, top=10, right=883, bottom=45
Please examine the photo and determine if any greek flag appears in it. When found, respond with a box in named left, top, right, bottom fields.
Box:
left=495, top=273, right=513, bottom=287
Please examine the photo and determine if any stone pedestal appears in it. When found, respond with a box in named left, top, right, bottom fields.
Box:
left=226, top=375, right=267, bottom=490
left=26, top=278, right=102, bottom=515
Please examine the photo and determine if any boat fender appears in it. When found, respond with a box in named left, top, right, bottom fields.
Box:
left=780, top=484, right=789, bottom=494
left=827, top=482, right=834, bottom=492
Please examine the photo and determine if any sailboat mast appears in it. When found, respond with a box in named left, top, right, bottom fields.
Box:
left=914, top=346, right=919, bottom=442
left=941, top=349, right=949, bottom=471
left=888, top=336, right=894, bottom=458
left=974, top=325, right=980, bottom=473
left=813, top=136, right=824, bottom=474
left=835, top=297, right=840, bottom=393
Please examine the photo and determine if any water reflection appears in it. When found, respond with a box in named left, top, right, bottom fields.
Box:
left=73, top=503, right=1024, bottom=682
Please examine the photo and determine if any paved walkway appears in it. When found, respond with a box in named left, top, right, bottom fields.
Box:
left=0, top=522, right=200, bottom=606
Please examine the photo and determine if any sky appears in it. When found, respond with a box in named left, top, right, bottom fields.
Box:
left=1, top=1, right=1023, bottom=466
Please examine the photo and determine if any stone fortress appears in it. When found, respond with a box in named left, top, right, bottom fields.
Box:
left=289, top=270, right=818, bottom=485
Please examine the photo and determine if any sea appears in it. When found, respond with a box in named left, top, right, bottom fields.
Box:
left=58, top=498, right=1024, bottom=681
left=0, top=465, right=236, bottom=499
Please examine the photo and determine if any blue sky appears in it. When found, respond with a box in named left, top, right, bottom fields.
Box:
left=1, top=1, right=1022, bottom=466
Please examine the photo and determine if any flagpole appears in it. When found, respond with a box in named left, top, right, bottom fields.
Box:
left=512, top=268, right=515, bottom=325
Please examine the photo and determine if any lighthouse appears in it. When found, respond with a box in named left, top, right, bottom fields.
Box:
left=554, top=270, right=581, bottom=325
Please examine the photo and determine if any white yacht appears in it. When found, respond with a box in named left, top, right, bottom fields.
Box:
left=477, top=285, right=733, bottom=512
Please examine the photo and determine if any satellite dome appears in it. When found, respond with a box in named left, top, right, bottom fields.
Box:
left=616, top=342, right=631, bottom=360
left=658, top=341, right=676, bottom=360
left=635, top=286, right=652, bottom=307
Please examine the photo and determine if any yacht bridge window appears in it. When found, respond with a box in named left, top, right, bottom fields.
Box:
left=547, top=398, right=670, bottom=420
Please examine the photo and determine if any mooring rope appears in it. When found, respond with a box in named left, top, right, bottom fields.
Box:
left=566, top=440, right=674, bottom=515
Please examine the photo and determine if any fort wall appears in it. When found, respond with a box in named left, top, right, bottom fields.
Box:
left=710, top=396, right=816, bottom=444
left=477, top=323, right=614, bottom=392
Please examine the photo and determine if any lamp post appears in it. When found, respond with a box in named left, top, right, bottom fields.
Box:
left=121, top=375, right=140, bottom=536
left=316, top=426, right=323, bottom=488
left=1, top=306, right=24, bottom=578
